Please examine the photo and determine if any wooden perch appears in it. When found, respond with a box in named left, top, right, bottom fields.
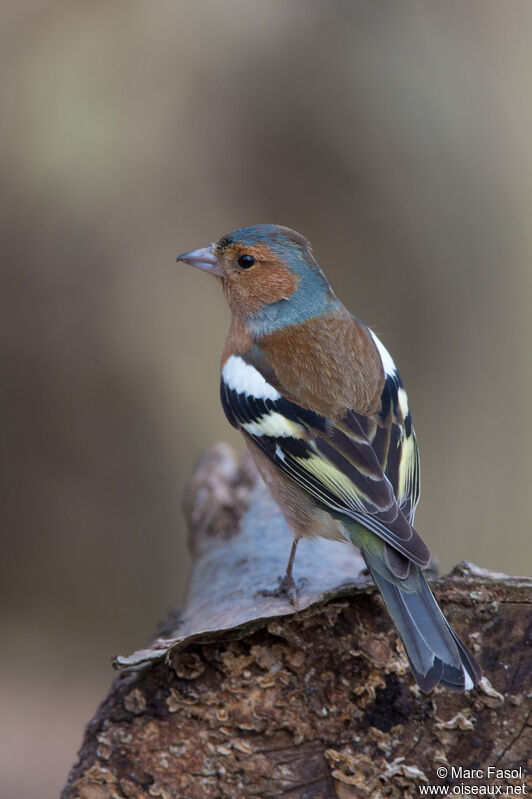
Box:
left=63, top=445, right=531, bottom=799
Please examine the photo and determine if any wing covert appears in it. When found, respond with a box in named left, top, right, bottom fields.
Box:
left=221, top=352, right=428, bottom=568
left=367, top=329, right=420, bottom=524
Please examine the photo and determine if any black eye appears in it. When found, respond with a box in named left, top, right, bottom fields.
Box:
left=237, top=254, right=255, bottom=269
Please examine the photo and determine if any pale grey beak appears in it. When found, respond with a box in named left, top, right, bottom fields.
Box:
left=176, top=245, right=222, bottom=276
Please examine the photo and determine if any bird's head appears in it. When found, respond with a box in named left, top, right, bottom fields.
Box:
left=177, top=224, right=338, bottom=334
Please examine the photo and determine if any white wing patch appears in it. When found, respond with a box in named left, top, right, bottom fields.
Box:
left=370, top=329, right=397, bottom=378
left=275, top=444, right=286, bottom=461
left=222, top=355, right=280, bottom=400
left=397, top=387, right=410, bottom=418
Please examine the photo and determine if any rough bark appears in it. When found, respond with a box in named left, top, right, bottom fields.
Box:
left=63, top=445, right=531, bottom=799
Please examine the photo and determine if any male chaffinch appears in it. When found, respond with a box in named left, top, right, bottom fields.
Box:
left=177, top=224, right=481, bottom=693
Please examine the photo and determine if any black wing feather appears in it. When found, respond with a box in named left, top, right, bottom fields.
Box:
left=220, top=351, right=427, bottom=568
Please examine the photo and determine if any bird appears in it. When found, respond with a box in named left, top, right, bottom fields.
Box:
left=177, top=224, right=482, bottom=693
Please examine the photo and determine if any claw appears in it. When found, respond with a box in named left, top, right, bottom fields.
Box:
left=257, top=574, right=307, bottom=607
left=256, top=540, right=303, bottom=606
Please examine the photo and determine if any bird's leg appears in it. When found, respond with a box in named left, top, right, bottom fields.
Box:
left=257, top=539, right=306, bottom=605
left=278, top=538, right=298, bottom=594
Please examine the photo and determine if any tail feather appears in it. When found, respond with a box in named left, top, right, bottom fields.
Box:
left=362, top=550, right=481, bottom=693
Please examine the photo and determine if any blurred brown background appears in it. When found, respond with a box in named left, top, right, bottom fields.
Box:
left=1, top=2, right=531, bottom=796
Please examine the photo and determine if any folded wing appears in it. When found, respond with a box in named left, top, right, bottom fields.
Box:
left=221, top=348, right=428, bottom=569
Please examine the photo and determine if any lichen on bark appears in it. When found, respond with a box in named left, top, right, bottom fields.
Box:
left=63, top=446, right=531, bottom=799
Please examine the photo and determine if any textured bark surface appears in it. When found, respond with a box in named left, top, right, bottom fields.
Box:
left=63, top=446, right=531, bottom=799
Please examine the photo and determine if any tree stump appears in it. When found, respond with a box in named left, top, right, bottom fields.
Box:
left=62, top=445, right=531, bottom=799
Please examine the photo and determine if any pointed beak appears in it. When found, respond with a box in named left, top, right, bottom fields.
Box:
left=176, top=245, right=222, bottom=276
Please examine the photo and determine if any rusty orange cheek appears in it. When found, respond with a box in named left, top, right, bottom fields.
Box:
left=225, top=260, right=299, bottom=315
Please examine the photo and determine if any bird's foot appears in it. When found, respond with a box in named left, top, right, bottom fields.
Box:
left=257, top=574, right=307, bottom=606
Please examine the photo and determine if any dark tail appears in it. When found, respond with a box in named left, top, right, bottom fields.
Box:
left=363, top=551, right=482, bottom=693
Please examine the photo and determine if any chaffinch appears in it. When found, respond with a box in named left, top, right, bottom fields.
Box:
left=177, top=224, right=481, bottom=693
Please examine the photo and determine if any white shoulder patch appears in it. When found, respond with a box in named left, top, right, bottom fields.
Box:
left=222, top=355, right=281, bottom=401
left=369, top=329, right=397, bottom=378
